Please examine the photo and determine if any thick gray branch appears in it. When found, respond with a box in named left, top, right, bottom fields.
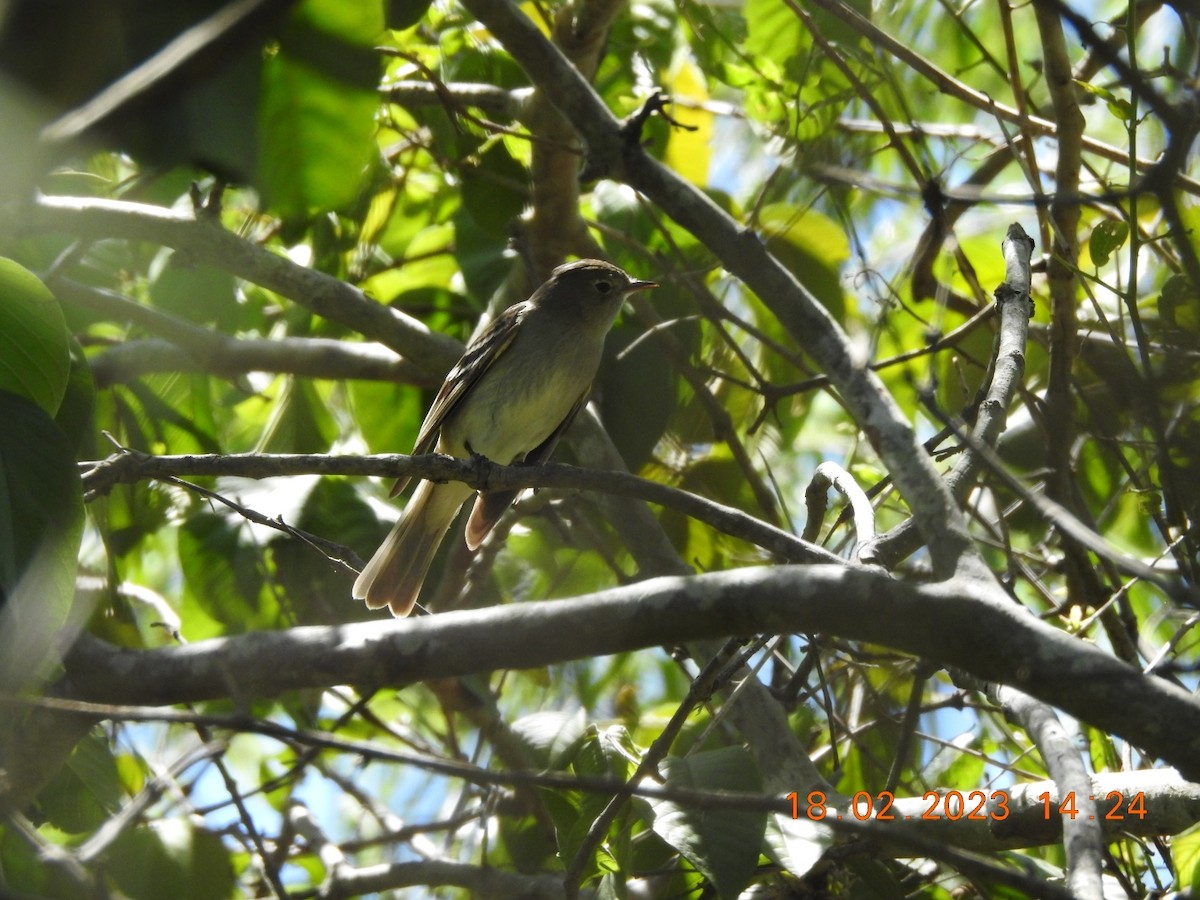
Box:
left=87, top=337, right=427, bottom=387
left=58, top=566, right=1200, bottom=781
left=54, top=277, right=431, bottom=386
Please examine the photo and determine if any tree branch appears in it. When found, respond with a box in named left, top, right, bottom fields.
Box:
left=79, top=450, right=840, bottom=565
left=54, top=278, right=431, bottom=386
left=381, top=80, right=533, bottom=121
left=25, top=194, right=462, bottom=374
left=867, top=224, right=1034, bottom=568
left=54, top=566, right=1200, bottom=780
left=803, top=0, right=1200, bottom=197
left=991, top=685, right=1103, bottom=899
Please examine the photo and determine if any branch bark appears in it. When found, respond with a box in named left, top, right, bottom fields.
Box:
left=867, top=224, right=1034, bottom=568
left=54, top=278, right=431, bottom=386
left=52, top=565, right=1200, bottom=781
left=991, top=686, right=1103, bottom=899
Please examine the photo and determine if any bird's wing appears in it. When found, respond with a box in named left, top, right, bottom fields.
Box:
left=390, top=301, right=530, bottom=498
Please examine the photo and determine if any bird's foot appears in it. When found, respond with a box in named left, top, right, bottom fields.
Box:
left=464, top=442, right=496, bottom=491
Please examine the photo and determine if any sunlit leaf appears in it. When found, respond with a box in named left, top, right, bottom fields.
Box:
left=1089, top=219, right=1129, bottom=266
left=0, top=258, right=70, bottom=417
left=663, top=58, right=713, bottom=186
left=512, top=708, right=588, bottom=768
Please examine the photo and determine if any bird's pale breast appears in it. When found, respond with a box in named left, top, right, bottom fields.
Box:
left=438, top=317, right=603, bottom=463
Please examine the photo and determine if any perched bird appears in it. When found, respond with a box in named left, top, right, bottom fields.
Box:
left=354, top=259, right=657, bottom=616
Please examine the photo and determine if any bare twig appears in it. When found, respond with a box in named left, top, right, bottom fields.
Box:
left=78, top=449, right=839, bottom=565
left=802, top=462, right=876, bottom=554
left=865, top=224, right=1034, bottom=568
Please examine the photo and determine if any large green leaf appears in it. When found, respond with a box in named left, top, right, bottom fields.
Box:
left=35, top=731, right=124, bottom=834
left=270, top=476, right=380, bottom=624
left=0, top=390, right=84, bottom=691
left=650, top=746, right=767, bottom=898
left=1174, top=823, right=1200, bottom=893
left=743, top=0, right=807, bottom=75
left=148, top=251, right=240, bottom=330
left=764, top=812, right=833, bottom=880
left=257, top=0, right=383, bottom=221
left=0, top=258, right=71, bottom=417
left=105, top=820, right=235, bottom=900
left=258, top=377, right=336, bottom=454
left=460, top=139, right=529, bottom=235
left=548, top=726, right=640, bottom=885
left=758, top=203, right=849, bottom=322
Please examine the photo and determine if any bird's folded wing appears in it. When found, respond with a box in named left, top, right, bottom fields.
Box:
left=390, top=301, right=530, bottom=498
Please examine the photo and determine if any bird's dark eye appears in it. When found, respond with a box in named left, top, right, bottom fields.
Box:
left=595, top=279, right=613, bottom=294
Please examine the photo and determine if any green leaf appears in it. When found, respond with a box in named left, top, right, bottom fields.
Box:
left=258, top=378, right=335, bottom=454
left=599, top=310, right=686, bottom=473
left=258, top=0, right=382, bottom=221
left=35, top=731, right=124, bottom=833
left=55, top=338, right=97, bottom=458
left=1158, top=274, right=1197, bottom=332
left=498, top=812, right=559, bottom=873
left=179, top=513, right=270, bottom=632
left=460, top=139, right=529, bottom=235
left=105, top=820, right=235, bottom=900
left=764, top=813, right=833, bottom=879
left=743, top=0, right=807, bottom=74
left=1074, top=79, right=1134, bottom=121
left=1175, top=822, right=1200, bottom=892
left=758, top=204, right=849, bottom=320
left=550, top=726, right=640, bottom=884
left=259, top=51, right=378, bottom=220
left=388, top=0, right=435, bottom=30
left=148, top=252, right=240, bottom=330
left=270, top=477, right=381, bottom=624
left=650, top=747, right=767, bottom=898
left=0, top=258, right=71, bottom=417
left=0, top=390, right=84, bottom=692
left=512, top=709, right=588, bottom=769
left=295, top=0, right=384, bottom=39
left=844, top=857, right=908, bottom=898
left=1089, top=219, right=1129, bottom=266
left=1106, top=98, right=1133, bottom=121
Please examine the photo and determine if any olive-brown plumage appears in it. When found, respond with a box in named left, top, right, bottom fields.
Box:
left=353, top=259, right=656, bottom=616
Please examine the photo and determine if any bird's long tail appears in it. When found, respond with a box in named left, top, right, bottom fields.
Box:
left=353, top=479, right=472, bottom=617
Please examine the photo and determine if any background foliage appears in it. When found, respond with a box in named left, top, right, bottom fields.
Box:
left=1, top=0, right=1198, bottom=896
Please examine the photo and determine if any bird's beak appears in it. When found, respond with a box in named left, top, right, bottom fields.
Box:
left=627, top=279, right=658, bottom=293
